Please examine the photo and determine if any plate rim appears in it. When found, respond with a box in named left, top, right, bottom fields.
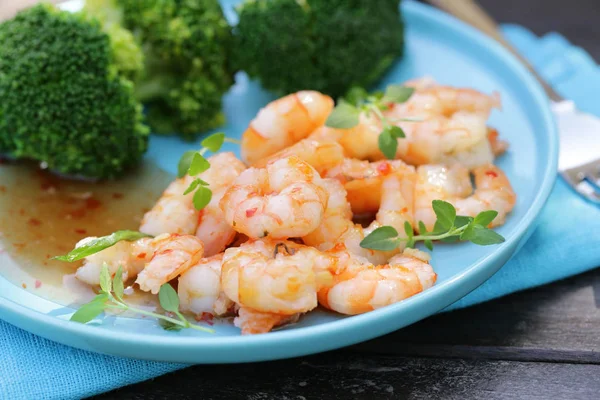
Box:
left=0, top=0, right=559, bottom=363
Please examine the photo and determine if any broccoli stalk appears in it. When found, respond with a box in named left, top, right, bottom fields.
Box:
left=86, top=0, right=235, bottom=140
left=0, top=3, right=149, bottom=180
left=233, top=0, right=406, bottom=99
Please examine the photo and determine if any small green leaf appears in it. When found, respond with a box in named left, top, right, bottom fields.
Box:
left=418, top=221, right=428, bottom=235
left=325, top=103, right=361, bottom=129
left=188, top=153, right=211, bottom=176
left=388, top=125, right=406, bottom=139
left=341, top=86, right=370, bottom=106
left=193, top=186, right=212, bottom=210
left=462, top=224, right=505, bottom=245
left=403, top=221, right=414, bottom=239
left=454, top=215, right=473, bottom=229
left=432, top=200, right=456, bottom=231
left=177, top=150, right=196, bottom=178
left=381, top=85, right=415, bottom=104
left=360, top=226, right=401, bottom=251
left=424, top=239, right=433, bottom=251
left=406, top=238, right=416, bottom=248
left=159, top=319, right=183, bottom=331
left=70, top=294, right=108, bottom=323
left=473, top=210, right=499, bottom=227
left=113, top=265, right=124, bottom=300
left=378, top=130, right=397, bottom=160
left=53, top=231, right=152, bottom=262
left=159, top=283, right=180, bottom=312
left=201, top=132, right=226, bottom=153
left=440, top=236, right=460, bottom=243
left=99, top=263, right=112, bottom=294
left=183, top=179, right=201, bottom=195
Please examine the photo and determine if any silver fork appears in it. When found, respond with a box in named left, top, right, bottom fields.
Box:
left=426, top=0, right=600, bottom=204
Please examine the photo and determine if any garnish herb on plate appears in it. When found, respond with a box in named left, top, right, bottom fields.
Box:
left=53, top=230, right=152, bottom=262
left=177, top=132, right=240, bottom=210
left=325, top=84, right=419, bottom=159
left=360, top=200, right=505, bottom=251
left=70, top=264, right=214, bottom=333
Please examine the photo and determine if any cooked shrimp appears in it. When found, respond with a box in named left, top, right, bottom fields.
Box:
left=304, top=171, right=415, bottom=265
left=135, top=234, right=204, bottom=294
left=221, top=239, right=334, bottom=334
left=220, top=156, right=329, bottom=239
left=253, top=138, right=345, bottom=176
left=234, top=308, right=300, bottom=335
left=385, top=78, right=502, bottom=167
left=324, top=158, right=415, bottom=215
left=194, top=153, right=247, bottom=256
left=487, top=127, right=509, bottom=156
left=75, top=237, right=152, bottom=286
left=414, top=163, right=516, bottom=232
left=138, top=175, right=198, bottom=236
left=241, top=91, right=334, bottom=165
left=309, top=112, right=384, bottom=161
left=318, top=247, right=436, bottom=315
left=178, top=253, right=233, bottom=317
left=140, top=152, right=246, bottom=256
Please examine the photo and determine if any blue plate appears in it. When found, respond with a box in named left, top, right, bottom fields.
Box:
left=0, top=0, right=557, bottom=363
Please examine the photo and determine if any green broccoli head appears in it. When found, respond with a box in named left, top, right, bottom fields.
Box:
left=0, top=3, right=149, bottom=180
left=87, top=0, right=235, bottom=140
left=233, top=0, right=405, bottom=98
left=83, top=0, right=145, bottom=82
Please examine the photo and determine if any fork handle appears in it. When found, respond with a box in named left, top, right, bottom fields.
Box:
left=425, top=0, right=564, bottom=102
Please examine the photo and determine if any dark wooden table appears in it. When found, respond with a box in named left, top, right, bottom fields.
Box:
left=94, top=1, right=600, bottom=398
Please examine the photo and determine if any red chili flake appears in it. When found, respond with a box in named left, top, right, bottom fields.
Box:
left=85, top=198, right=102, bottom=210
left=136, top=252, right=147, bottom=259
left=112, top=193, right=124, bottom=199
left=377, top=162, right=392, bottom=175
left=0, top=185, right=6, bottom=193
left=74, top=228, right=87, bottom=235
left=486, top=170, right=498, bottom=178
left=246, top=208, right=257, bottom=218
left=35, top=280, right=42, bottom=289
left=22, top=283, right=27, bottom=289
left=195, top=312, right=215, bottom=325
left=401, top=207, right=408, bottom=214
left=28, top=218, right=41, bottom=226
left=67, top=208, right=86, bottom=219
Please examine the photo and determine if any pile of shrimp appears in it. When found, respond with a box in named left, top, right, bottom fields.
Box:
left=74, top=78, right=516, bottom=335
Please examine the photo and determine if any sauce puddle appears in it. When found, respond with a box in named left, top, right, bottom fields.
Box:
left=0, top=161, right=173, bottom=308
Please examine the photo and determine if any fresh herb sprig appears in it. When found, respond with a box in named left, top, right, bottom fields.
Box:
left=360, top=200, right=505, bottom=251
left=52, top=230, right=152, bottom=262
left=70, top=264, right=214, bottom=333
left=325, top=85, right=417, bottom=159
left=177, top=132, right=240, bottom=210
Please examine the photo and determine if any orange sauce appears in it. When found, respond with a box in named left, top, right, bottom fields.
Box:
left=0, top=161, right=172, bottom=306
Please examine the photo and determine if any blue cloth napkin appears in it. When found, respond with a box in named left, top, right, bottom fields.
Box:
left=1, top=24, right=599, bottom=400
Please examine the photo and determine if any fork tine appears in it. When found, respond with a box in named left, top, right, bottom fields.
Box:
left=576, top=180, right=600, bottom=204
left=561, top=159, right=600, bottom=205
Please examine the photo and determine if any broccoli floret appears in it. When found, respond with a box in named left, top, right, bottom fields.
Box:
left=0, top=3, right=149, bottom=180
left=87, top=0, right=235, bottom=140
left=233, top=0, right=405, bottom=98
